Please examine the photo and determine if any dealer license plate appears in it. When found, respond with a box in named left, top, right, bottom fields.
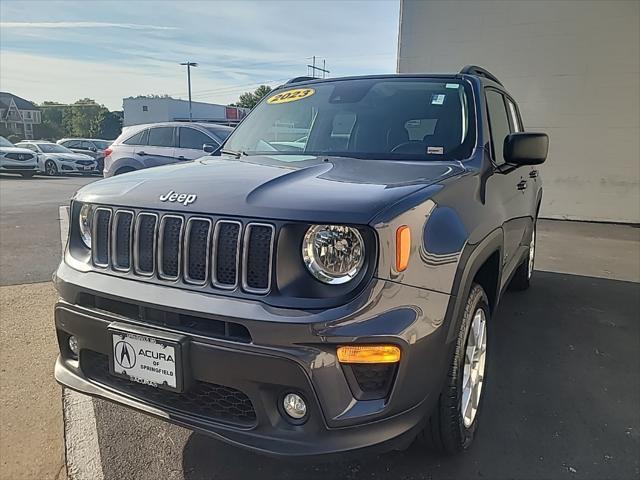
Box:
left=110, top=330, right=181, bottom=391
left=83, top=166, right=92, bottom=170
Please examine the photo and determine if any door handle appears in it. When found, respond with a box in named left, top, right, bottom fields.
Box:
left=517, top=180, right=528, bottom=190
left=137, top=151, right=147, bottom=156
left=178, top=156, right=186, bottom=160
left=529, top=170, right=539, bottom=178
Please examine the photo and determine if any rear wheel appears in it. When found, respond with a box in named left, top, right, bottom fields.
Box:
left=44, top=160, right=58, bottom=176
left=418, top=284, right=490, bottom=454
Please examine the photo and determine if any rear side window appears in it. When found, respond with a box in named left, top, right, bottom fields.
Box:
left=179, top=127, right=216, bottom=150
left=148, top=127, right=175, bottom=147
left=485, top=90, right=510, bottom=165
left=123, top=129, right=148, bottom=146
left=81, top=141, right=94, bottom=150
left=63, top=140, right=80, bottom=148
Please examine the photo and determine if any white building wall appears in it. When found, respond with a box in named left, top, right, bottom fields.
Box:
left=123, top=98, right=229, bottom=126
left=398, top=0, right=640, bottom=223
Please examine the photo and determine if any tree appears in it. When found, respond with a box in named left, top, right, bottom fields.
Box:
left=231, top=85, right=273, bottom=109
left=91, top=109, right=122, bottom=139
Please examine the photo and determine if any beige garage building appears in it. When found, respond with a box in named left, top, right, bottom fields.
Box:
left=397, top=0, right=639, bottom=224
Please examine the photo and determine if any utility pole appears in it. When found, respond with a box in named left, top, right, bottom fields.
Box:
left=180, top=61, right=198, bottom=122
left=306, top=56, right=329, bottom=79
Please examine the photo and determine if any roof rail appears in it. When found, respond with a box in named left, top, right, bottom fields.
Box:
left=285, top=76, right=318, bottom=84
left=459, top=65, right=503, bottom=86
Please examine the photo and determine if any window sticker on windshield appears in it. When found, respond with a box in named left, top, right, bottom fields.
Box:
left=267, top=88, right=315, bottom=105
left=431, top=94, right=445, bottom=105
left=427, top=146, right=444, bottom=154
left=445, top=83, right=459, bottom=89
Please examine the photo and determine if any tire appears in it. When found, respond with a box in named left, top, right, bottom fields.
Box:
left=20, top=172, right=35, bottom=178
left=418, top=284, right=490, bottom=454
left=44, top=160, right=58, bottom=176
left=509, top=222, right=536, bottom=291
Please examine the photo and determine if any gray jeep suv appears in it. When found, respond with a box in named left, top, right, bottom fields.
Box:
left=54, top=66, right=548, bottom=456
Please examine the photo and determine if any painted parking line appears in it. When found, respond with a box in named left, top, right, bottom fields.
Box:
left=59, top=205, right=105, bottom=480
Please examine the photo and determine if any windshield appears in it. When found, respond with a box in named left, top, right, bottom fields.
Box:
left=224, top=78, right=475, bottom=160
left=0, top=136, right=13, bottom=147
left=38, top=143, right=73, bottom=153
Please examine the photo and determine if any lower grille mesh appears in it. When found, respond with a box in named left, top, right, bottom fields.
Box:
left=83, top=352, right=257, bottom=427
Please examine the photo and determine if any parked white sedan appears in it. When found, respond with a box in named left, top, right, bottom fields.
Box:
left=15, top=141, right=96, bottom=176
left=0, top=136, right=39, bottom=177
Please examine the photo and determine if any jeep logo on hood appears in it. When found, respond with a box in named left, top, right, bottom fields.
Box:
left=159, top=190, right=197, bottom=206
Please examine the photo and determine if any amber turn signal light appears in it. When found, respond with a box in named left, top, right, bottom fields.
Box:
left=396, top=225, right=411, bottom=272
left=337, top=345, right=401, bottom=364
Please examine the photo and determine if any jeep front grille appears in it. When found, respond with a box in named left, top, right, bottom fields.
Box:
left=92, top=207, right=275, bottom=294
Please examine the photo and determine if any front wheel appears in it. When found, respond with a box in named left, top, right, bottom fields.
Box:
left=44, top=160, right=58, bottom=176
left=418, top=284, right=490, bottom=453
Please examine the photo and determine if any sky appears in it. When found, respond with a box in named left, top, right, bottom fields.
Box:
left=0, top=0, right=400, bottom=111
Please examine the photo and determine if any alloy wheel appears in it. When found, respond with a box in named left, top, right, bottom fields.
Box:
left=461, top=307, right=487, bottom=428
left=45, top=161, right=57, bottom=176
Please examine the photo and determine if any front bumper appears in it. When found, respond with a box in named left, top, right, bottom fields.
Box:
left=0, top=162, right=38, bottom=173
left=54, top=262, right=452, bottom=456
left=60, top=162, right=96, bottom=173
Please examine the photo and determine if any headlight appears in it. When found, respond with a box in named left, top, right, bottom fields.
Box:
left=78, top=204, right=94, bottom=248
left=302, top=225, right=365, bottom=284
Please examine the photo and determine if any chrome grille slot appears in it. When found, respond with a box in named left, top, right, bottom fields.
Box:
left=92, top=208, right=112, bottom=267
left=212, top=221, right=241, bottom=289
left=134, top=213, right=157, bottom=275
left=184, top=217, right=212, bottom=284
left=242, top=223, right=275, bottom=294
left=112, top=210, right=134, bottom=271
left=158, top=215, right=184, bottom=280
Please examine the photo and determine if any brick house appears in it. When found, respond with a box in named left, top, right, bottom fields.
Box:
left=0, top=92, right=41, bottom=140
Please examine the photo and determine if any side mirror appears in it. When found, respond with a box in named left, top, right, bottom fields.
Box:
left=202, top=143, right=218, bottom=154
left=504, top=132, right=549, bottom=165
left=90, top=147, right=97, bottom=152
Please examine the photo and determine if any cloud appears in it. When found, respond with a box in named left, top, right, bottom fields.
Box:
left=0, top=21, right=177, bottom=31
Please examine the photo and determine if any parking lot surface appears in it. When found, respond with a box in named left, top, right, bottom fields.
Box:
left=0, top=174, right=638, bottom=479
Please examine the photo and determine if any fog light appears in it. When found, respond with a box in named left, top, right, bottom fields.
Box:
left=283, top=393, right=307, bottom=420
left=68, top=335, right=79, bottom=356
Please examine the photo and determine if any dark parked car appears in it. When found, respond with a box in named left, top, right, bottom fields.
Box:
left=57, top=138, right=112, bottom=174
left=54, top=66, right=548, bottom=456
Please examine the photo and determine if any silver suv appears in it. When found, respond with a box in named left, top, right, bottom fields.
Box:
left=103, top=122, right=233, bottom=177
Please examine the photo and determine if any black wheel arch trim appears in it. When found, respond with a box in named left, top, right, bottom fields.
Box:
left=443, top=227, right=503, bottom=344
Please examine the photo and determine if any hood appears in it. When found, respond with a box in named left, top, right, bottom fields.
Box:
left=0, top=146, right=35, bottom=154
left=76, top=155, right=465, bottom=224
left=49, top=152, right=94, bottom=161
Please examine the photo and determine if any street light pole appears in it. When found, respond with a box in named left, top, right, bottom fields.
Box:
left=180, top=61, right=198, bottom=122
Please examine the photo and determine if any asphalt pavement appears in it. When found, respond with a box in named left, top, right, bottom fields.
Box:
left=0, top=173, right=97, bottom=286
left=0, top=174, right=638, bottom=480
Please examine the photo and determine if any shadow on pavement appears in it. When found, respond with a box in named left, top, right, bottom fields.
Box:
left=182, top=271, right=640, bottom=480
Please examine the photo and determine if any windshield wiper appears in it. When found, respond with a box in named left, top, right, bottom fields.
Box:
left=220, top=149, right=248, bottom=159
